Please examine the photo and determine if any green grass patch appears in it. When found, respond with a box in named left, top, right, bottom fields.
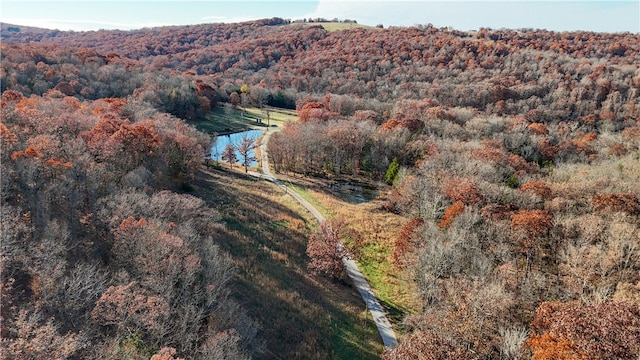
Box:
left=271, top=219, right=289, bottom=230
left=331, top=306, right=383, bottom=360
left=195, top=105, right=258, bottom=133
left=286, top=183, right=335, bottom=219
left=196, top=105, right=297, bottom=134
left=282, top=178, right=415, bottom=331
left=356, top=242, right=413, bottom=325
left=248, top=106, right=297, bottom=127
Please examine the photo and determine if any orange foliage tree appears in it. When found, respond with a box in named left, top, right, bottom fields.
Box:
left=10, top=146, right=42, bottom=160
left=520, top=180, right=552, bottom=200
left=298, top=102, right=330, bottom=122
left=592, top=193, right=640, bottom=216
left=537, top=139, right=559, bottom=161
left=472, top=140, right=507, bottom=163
left=527, top=333, right=588, bottom=360
left=510, top=209, right=553, bottom=238
left=528, top=301, right=640, bottom=359
left=608, top=143, right=627, bottom=156
left=392, top=216, right=424, bottom=268
left=528, top=122, right=549, bottom=135
left=444, top=177, right=483, bottom=205
left=438, top=201, right=465, bottom=228
left=382, top=118, right=402, bottom=130
left=510, top=209, right=554, bottom=266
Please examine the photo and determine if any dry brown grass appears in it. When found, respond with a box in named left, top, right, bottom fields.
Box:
left=192, top=166, right=383, bottom=359
left=314, top=187, right=420, bottom=315
left=275, top=173, right=421, bottom=325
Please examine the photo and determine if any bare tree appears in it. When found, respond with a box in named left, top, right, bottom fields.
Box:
left=236, top=133, right=261, bottom=173
left=221, top=144, right=237, bottom=169
left=56, top=263, right=108, bottom=331
left=499, top=326, right=528, bottom=360
left=3, top=309, right=83, bottom=359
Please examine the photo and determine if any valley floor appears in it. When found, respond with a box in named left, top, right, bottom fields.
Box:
left=192, top=166, right=385, bottom=359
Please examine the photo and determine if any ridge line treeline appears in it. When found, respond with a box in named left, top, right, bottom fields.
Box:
left=2, top=18, right=639, bottom=359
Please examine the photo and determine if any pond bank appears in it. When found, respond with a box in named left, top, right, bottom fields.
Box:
left=209, top=128, right=264, bottom=167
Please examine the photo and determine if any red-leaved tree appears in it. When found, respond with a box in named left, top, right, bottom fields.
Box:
left=381, top=329, right=465, bottom=360
left=520, top=180, right=553, bottom=200
left=392, top=216, right=425, bottom=268
left=444, top=177, right=483, bottom=205
left=510, top=209, right=553, bottom=238
left=439, top=201, right=465, bottom=228
left=528, top=301, right=640, bottom=359
left=306, top=219, right=357, bottom=279
left=91, top=281, right=169, bottom=339
left=593, top=193, right=640, bottom=216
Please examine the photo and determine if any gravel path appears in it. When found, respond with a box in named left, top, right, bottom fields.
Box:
left=250, top=128, right=399, bottom=348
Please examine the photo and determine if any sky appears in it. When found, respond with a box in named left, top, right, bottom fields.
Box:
left=1, top=0, right=638, bottom=33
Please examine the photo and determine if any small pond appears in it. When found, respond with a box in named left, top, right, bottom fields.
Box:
left=331, top=181, right=378, bottom=204
left=210, top=129, right=263, bottom=167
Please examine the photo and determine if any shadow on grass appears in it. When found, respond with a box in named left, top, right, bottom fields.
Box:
left=196, top=106, right=280, bottom=134
left=192, top=168, right=383, bottom=360
left=378, top=297, right=408, bottom=329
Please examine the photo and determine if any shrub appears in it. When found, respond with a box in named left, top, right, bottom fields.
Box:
left=384, top=157, right=400, bottom=185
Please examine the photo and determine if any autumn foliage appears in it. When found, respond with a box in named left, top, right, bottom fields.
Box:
left=1, top=93, right=252, bottom=358
left=297, top=101, right=336, bottom=122
left=3, top=18, right=640, bottom=359
left=92, top=282, right=169, bottom=336
left=593, top=193, right=640, bottom=215
left=392, top=217, right=425, bottom=267
left=306, top=219, right=358, bottom=279
left=381, top=329, right=465, bottom=360
left=11, top=145, right=42, bottom=160
left=444, top=178, right=483, bottom=205
left=528, top=301, right=640, bottom=359
left=527, top=333, right=588, bottom=360
left=510, top=210, right=554, bottom=237
left=520, top=180, right=553, bottom=199
left=438, top=201, right=465, bottom=228
left=528, top=122, right=549, bottom=135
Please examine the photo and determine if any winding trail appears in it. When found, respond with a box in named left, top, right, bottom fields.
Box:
left=249, top=128, right=399, bottom=348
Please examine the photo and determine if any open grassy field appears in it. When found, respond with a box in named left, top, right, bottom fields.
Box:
left=192, top=167, right=383, bottom=359
left=276, top=174, right=419, bottom=329
left=195, top=104, right=412, bottom=352
left=196, top=105, right=297, bottom=134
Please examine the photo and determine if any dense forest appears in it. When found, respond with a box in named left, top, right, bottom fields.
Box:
left=2, top=18, right=640, bottom=359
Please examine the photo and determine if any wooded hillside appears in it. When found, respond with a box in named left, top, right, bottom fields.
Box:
left=2, top=18, right=639, bottom=359
left=3, top=19, right=638, bottom=120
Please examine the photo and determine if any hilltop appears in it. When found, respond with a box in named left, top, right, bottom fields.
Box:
left=2, top=17, right=638, bottom=121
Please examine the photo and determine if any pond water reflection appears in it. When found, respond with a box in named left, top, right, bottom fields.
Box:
left=210, top=129, right=263, bottom=166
